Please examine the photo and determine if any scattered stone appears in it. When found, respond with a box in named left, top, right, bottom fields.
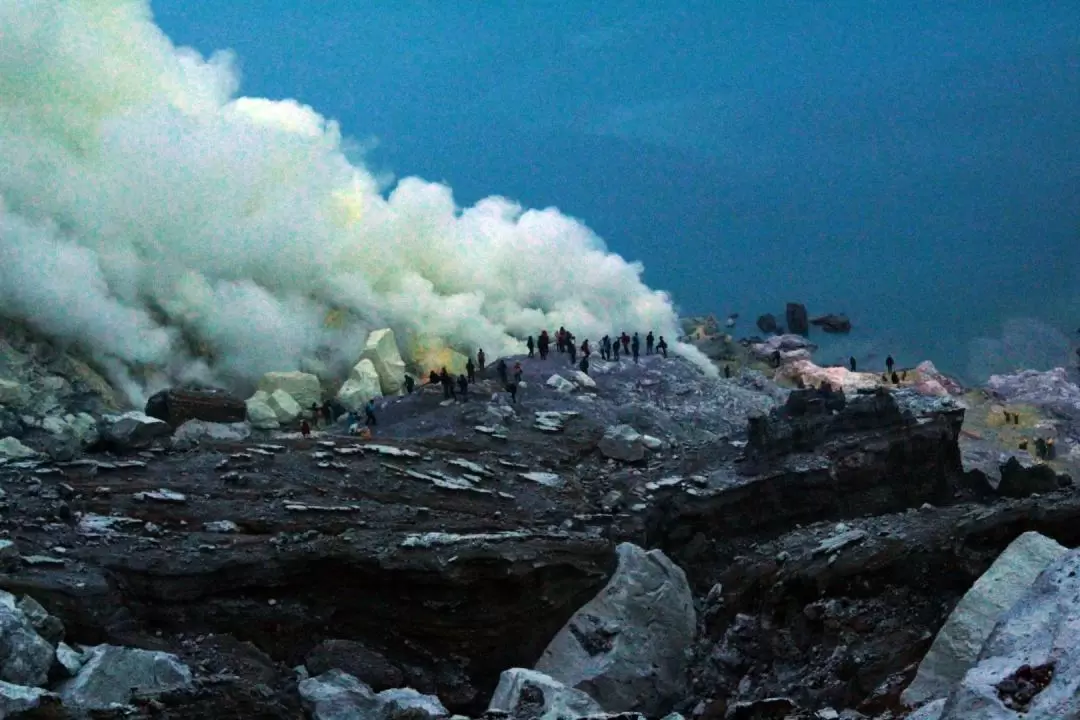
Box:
left=365, top=444, right=421, bottom=459
left=22, top=556, right=64, bottom=567
left=487, top=668, right=603, bottom=720
left=299, top=669, right=379, bottom=720
left=520, top=472, right=563, bottom=488
left=812, top=529, right=868, bottom=556
left=77, top=514, right=143, bottom=535
left=786, top=302, right=809, bottom=335
left=448, top=458, right=494, bottom=477
left=55, top=642, right=86, bottom=677
left=0, top=603, right=53, bottom=686
left=536, top=543, right=697, bottom=715
left=100, top=411, right=171, bottom=450
left=58, top=645, right=193, bottom=710
left=0, top=540, right=18, bottom=568
left=534, top=411, right=579, bottom=433
left=757, top=314, right=779, bottom=334
left=810, top=313, right=852, bottom=333
left=546, top=375, right=577, bottom=394
left=0, top=682, right=54, bottom=717
left=284, top=503, right=362, bottom=512
left=572, top=371, right=596, bottom=389
left=203, top=520, right=240, bottom=534
left=173, top=420, right=251, bottom=447
left=304, top=639, right=404, bottom=692
left=133, top=489, right=188, bottom=504
left=0, top=437, right=36, bottom=459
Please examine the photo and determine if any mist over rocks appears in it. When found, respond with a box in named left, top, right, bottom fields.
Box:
left=0, top=0, right=712, bottom=407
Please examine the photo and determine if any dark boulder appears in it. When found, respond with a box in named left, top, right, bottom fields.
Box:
left=810, top=314, right=852, bottom=334
left=785, top=303, right=809, bottom=336
left=145, top=387, right=246, bottom=428
left=305, top=639, right=404, bottom=691
left=756, top=314, right=779, bottom=334
left=997, top=456, right=1072, bottom=498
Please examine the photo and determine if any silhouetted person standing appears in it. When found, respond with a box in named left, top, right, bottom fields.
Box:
left=601, top=335, right=611, bottom=361
left=568, top=338, right=577, bottom=364
left=656, top=336, right=668, bottom=358
left=457, top=374, right=468, bottom=401
left=538, top=330, right=550, bottom=359
left=646, top=331, right=654, bottom=355
left=497, top=358, right=508, bottom=384
left=506, top=382, right=518, bottom=404
left=526, top=336, right=535, bottom=358
left=579, top=356, right=589, bottom=375
left=477, top=349, right=486, bottom=371
left=849, top=356, right=857, bottom=372
left=513, top=362, right=523, bottom=383
left=466, top=357, right=476, bottom=384
left=886, top=355, right=895, bottom=374
left=612, top=339, right=620, bottom=361
left=365, top=398, right=377, bottom=427
left=891, top=371, right=900, bottom=384
left=724, top=364, right=731, bottom=378
left=631, top=333, right=640, bottom=363
left=439, top=368, right=455, bottom=399
left=581, top=339, right=590, bottom=358
left=404, top=375, right=415, bottom=394
left=621, top=332, right=630, bottom=353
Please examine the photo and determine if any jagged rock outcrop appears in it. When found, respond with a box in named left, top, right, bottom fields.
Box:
left=756, top=314, right=779, bottom=334
left=488, top=668, right=603, bottom=720
left=361, top=329, right=408, bottom=395
left=145, top=387, right=246, bottom=427
left=535, top=543, right=696, bottom=715
left=337, top=359, right=383, bottom=411
left=0, top=437, right=36, bottom=459
left=299, top=669, right=448, bottom=720
left=939, top=548, right=1080, bottom=719
left=901, top=532, right=1068, bottom=707
left=257, top=371, right=322, bottom=412
left=785, top=303, right=809, bottom=335
left=0, top=602, right=53, bottom=686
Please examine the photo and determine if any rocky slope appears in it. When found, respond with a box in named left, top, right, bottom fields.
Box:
left=0, top=317, right=1078, bottom=718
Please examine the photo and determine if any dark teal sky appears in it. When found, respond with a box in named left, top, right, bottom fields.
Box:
left=151, top=2, right=1080, bottom=378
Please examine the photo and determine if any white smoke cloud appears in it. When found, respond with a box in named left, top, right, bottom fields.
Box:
left=0, top=0, right=712, bottom=404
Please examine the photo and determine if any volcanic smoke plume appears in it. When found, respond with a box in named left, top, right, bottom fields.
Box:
left=0, top=0, right=711, bottom=402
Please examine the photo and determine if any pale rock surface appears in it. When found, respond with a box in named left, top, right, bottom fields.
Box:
left=299, top=669, right=448, bottom=720
left=487, top=668, right=603, bottom=720
left=535, top=543, right=697, bottom=715
left=173, top=420, right=251, bottom=446
left=361, top=329, right=407, bottom=395
left=902, top=531, right=1068, bottom=707
left=0, top=604, right=54, bottom=687
left=267, top=388, right=302, bottom=424
left=55, top=641, right=86, bottom=677
left=245, top=391, right=280, bottom=430
left=572, top=370, right=596, bottom=389
left=257, top=371, right=322, bottom=413
left=0, top=681, right=54, bottom=717
left=749, top=334, right=818, bottom=361
left=778, top=359, right=880, bottom=394
left=641, top=434, right=664, bottom=451
left=940, top=548, right=1080, bottom=719
left=909, top=699, right=946, bottom=720
left=58, top=644, right=193, bottom=710
left=598, top=424, right=645, bottom=462
left=0, top=437, right=36, bottom=459
left=546, top=374, right=576, bottom=393
left=337, top=359, right=384, bottom=411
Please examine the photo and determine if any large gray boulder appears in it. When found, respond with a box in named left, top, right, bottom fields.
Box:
left=534, top=543, right=697, bottom=715
left=58, top=644, right=193, bottom=710
left=0, top=681, right=54, bottom=717
left=304, top=639, right=404, bottom=691
left=487, top=668, right=603, bottom=720
left=940, top=547, right=1080, bottom=719
left=299, top=669, right=448, bottom=720
left=172, top=420, right=251, bottom=448
left=0, top=437, right=36, bottom=459
left=101, top=411, right=171, bottom=450
left=902, top=532, right=1068, bottom=707
left=597, top=424, right=646, bottom=462
left=0, top=604, right=53, bottom=687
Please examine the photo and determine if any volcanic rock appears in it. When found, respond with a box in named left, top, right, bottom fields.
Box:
left=58, top=644, right=193, bottom=710
left=756, top=314, right=779, bottom=334
left=810, top=314, right=852, bottom=334
left=0, top=602, right=53, bottom=686
left=546, top=375, right=576, bottom=394
left=785, top=303, right=809, bottom=335
left=173, top=419, right=251, bottom=447
left=0, top=379, right=26, bottom=407
left=0, top=437, right=36, bottom=459
left=360, top=328, right=408, bottom=395
left=536, top=543, right=696, bottom=715
left=100, top=411, right=171, bottom=450
left=488, top=668, right=603, bottom=720
left=0, top=683, right=54, bottom=717
left=305, top=639, right=404, bottom=691
left=299, top=669, right=448, bottom=720
left=901, top=532, right=1068, bottom=707
left=267, top=388, right=302, bottom=423
left=598, top=425, right=646, bottom=462
left=257, top=371, right=322, bottom=413
left=940, top=548, right=1080, bottom=719
left=144, top=386, right=246, bottom=427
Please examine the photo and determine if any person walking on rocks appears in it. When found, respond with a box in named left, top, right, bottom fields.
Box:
left=621, top=332, right=631, bottom=354
left=506, top=381, right=518, bottom=404
left=612, top=337, right=620, bottom=361
left=557, top=327, right=567, bottom=353
left=457, top=374, right=469, bottom=401
left=581, top=339, right=591, bottom=358
left=300, top=419, right=311, bottom=438
left=365, top=398, right=378, bottom=427
left=466, top=357, right=476, bottom=384
left=601, top=335, right=611, bottom=361
left=526, top=336, right=535, bottom=358
left=513, top=361, right=523, bottom=384
left=631, top=332, right=641, bottom=363
left=657, top=336, right=668, bottom=358
left=322, top=401, right=334, bottom=425
left=579, top=356, right=589, bottom=375
left=646, top=331, right=655, bottom=355
left=567, top=336, right=577, bottom=365
left=477, top=349, right=486, bottom=372
left=440, top=368, right=455, bottom=400
left=497, top=358, right=508, bottom=385
left=538, top=330, right=550, bottom=359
